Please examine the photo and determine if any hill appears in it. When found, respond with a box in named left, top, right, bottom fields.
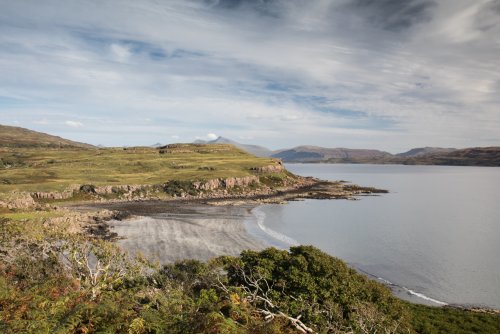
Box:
left=270, top=144, right=500, bottom=166
left=401, top=147, right=500, bottom=166
left=0, top=143, right=275, bottom=194
left=0, top=124, right=95, bottom=149
left=396, top=147, right=457, bottom=157
left=195, top=136, right=272, bottom=157
left=272, top=146, right=393, bottom=163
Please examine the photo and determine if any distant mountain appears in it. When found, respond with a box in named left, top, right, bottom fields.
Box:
left=272, top=146, right=392, bottom=163
left=400, top=147, right=500, bottom=166
left=194, top=137, right=272, bottom=157
left=396, top=147, right=457, bottom=157
left=150, top=142, right=164, bottom=148
left=269, top=144, right=500, bottom=166
left=0, top=124, right=96, bottom=149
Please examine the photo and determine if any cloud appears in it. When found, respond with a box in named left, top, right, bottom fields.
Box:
left=65, top=120, right=84, bottom=128
left=110, top=43, right=131, bottom=62
left=207, top=133, right=218, bottom=140
left=0, top=0, right=498, bottom=152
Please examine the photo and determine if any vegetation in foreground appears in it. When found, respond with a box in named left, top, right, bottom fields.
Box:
left=1, top=216, right=498, bottom=334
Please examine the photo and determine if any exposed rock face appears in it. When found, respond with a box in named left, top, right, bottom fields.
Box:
left=250, top=162, right=284, bottom=174
left=192, top=176, right=259, bottom=191
left=94, top=185, right=144, bottom=195
left=30, top=184, right=80, bottom=200
left=31, top=191, right=73, bottom=200
left=221, top=176, right=259, bottom=189
left=0, top=192, right=36, bottom=209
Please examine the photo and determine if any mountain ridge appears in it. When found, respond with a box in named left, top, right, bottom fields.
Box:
left=0, top=124, right=96, bottom=149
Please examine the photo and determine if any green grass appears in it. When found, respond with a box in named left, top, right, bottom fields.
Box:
left=0, top=144, right=274, bottom=193
left=0, top=211, right=64, bottom=221
left=408, top=303, right=500, bottom=334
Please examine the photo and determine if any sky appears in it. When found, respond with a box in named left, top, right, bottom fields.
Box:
left=0, top=0, right=499, bottom=152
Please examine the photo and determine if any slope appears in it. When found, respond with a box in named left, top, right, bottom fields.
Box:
left=0, top=124, right=95, bottom=149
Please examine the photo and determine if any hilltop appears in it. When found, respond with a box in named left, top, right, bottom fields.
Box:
left=0, top=124, right=95, bottom=149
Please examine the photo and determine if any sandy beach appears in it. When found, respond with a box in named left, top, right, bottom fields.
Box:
left=71, top=180, right=385, bottom=263
left=107, top=203, right=265, bottom=263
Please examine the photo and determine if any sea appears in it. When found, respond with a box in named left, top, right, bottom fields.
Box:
left=245, top=163, right=500, bottom=309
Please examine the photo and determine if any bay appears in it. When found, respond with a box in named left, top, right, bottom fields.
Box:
left=247, top=164, right=500, bottom=308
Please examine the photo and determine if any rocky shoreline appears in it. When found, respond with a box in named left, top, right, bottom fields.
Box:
left=68, top=177, right=387, bottom=213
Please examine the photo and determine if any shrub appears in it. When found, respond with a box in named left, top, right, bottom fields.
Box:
left=163, top=180, right=199, bottom=197
left=79, top=184, right=96, bottom=194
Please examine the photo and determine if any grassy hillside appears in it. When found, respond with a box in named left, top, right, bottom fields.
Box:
left=0, top=144, right=274, bottom=193
left=0, top=124, right=95, bottom=149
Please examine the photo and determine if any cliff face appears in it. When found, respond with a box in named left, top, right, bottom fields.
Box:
left=0, top=192, right=36, bottom=209
left=15, top=174, right=271, bottom=205
left=250, top=161, right=284, bottom=173
left=192, top=176, right=259, bottom=191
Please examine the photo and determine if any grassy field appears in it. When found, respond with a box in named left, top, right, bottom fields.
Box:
left=0, top=144, right=274, bottom=193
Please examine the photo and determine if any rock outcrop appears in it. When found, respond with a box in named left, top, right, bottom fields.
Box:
left=30, top=184, right=80, bottom=200
left=192, top=176, right=259, bottom=191
left=250, top=162, right=284, bottom=174
left=0, top=192, right=36, bottom=209
left=94, top=184, right=144, bottom=195
left=31, top=191, right=73, bottom=200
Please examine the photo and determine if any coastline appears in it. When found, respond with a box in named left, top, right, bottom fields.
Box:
left=65, top=189, right=500, bottom=315
left=50, top=176, right=498, bottom=314
left=63, top=177, right=385, bottom=264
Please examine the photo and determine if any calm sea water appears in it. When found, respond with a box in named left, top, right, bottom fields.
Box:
left=246, top=164, right=500, bottom=308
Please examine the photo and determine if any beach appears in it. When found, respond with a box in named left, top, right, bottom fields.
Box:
left=105, top=202, right=265, bottom=263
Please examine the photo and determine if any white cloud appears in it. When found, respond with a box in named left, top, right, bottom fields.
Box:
left=65, top=120, right=84, bottom=128
left=207, top=133, right=218, bottom=140
left=0, top=0, right=498, bottom=151
left=110, top=43, right=131, bottom=62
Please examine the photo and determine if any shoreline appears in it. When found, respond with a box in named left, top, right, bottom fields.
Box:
left=61, top=179, right=500, bottom=314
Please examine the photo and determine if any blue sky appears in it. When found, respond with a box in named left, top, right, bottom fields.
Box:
left=0, top=0, right=499, bottom=152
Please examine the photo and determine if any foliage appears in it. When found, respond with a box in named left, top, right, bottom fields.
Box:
left=163, top=180, right=200, bottom=197
left=259, top=173, right=288, bottom=187
left=225, top=246, right=410, bottom=333
left=0, top=218, right=498, bottom=333
left=408, top=303, right=500, bottom=334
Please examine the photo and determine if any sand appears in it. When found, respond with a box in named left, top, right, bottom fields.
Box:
left=107, top=204, right=265, bottom=263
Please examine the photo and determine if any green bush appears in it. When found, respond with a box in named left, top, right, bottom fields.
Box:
left=79, top=184, right=96, bottom=193
left=163, top=180, right=199, bottom=197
